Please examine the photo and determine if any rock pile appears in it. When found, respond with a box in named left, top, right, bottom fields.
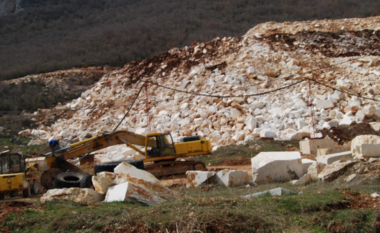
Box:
left=20, top=17, right=380, bottom=160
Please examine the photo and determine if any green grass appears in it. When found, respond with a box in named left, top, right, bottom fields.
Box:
left=5, top=183, right=379, bottom=233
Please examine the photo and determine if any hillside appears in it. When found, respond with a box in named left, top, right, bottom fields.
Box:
left=0, top=0, right=379, bottom=80
left=12, top=16, right=379, bottom=160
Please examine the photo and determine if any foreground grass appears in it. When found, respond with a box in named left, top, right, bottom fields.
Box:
left=5, top=182, right=380, bottom=233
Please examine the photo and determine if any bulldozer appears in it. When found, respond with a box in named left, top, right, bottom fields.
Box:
left=40, top=130, right=212, bottom=189
left=0, top=151, right=40, bottom=199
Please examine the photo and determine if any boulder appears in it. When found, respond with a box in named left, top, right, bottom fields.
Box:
left=186, top=171, right=216, bottom=187
left=251, top=152, right=304, bottom=184
left=351, top=135, right=380, bottom=159
left=215, top=170, right=250, bottom=187
left=318, top=161, right=356, bottom=182
left=316, top=100, right=334, bottom=109
left=104, top=181, right=183, bottom=206
left=299, top=137, right=335, bottom=155
left=40, top=188, right=104, bottom=205
left=316, top=151, right=353, bottom=165
left=307, top=161, right=325, bottom=180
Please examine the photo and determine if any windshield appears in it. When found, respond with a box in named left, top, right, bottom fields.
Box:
left=1, top=154, right=22, bottom=174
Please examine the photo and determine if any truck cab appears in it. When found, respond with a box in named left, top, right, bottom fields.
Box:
left=0, top=151, right=39, bottom=199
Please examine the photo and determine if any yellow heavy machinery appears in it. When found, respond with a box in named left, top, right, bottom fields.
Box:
left=41, top=130, right=212, bottom=189
left=0, top=151, right=40, bottom=199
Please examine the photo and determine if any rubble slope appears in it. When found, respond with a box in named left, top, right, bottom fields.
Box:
left=26, top=17, right=380, bottom=156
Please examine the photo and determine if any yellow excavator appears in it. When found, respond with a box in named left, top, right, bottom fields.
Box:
left=40, top=130, right=212, bottom=189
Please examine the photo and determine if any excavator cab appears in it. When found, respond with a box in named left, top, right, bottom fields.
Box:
left=146, top=133, right=176, bottom=159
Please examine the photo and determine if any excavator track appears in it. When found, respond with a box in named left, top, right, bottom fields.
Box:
left=145, top=161, right=206, bottom=178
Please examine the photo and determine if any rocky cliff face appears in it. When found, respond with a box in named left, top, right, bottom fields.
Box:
left=0, top=0, right=23, bottom=15
left=21, top=17, right=380, bottom=154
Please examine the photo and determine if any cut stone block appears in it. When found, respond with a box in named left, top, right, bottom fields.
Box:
left=40, top=188, right=104, bottom=205
left=114, top=162, right=158, bottom=183
left=317, top=148, right=347, bottom=156
left=316, top=151, right=353, bottom=165
left=215, top=169, right=249, bottom=187
left=242, top=187, right=296, bottom=198
left=186, top=171, right=216, bottom=188
left=251, top=152, right=303, bottom=184
left=93, top=172, right=184, bottom=205
left=299, top=137, right=335, bottom=155
left=318, top=161, right=356, bottom=182
left=26, top=157, right=48, bottom=171
left=301, top=159, right=315, bottom=174
left=351, top=135, right=380, bottom=159
left=104, top=182, right=181, bottom=206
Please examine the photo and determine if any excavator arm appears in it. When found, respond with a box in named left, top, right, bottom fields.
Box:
left=54, top=130, right=147, bottom=160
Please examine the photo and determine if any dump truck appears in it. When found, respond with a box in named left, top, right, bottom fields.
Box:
left=0, top=151, right=40, bottom=199
left=40, top=130, right=212, bottom=189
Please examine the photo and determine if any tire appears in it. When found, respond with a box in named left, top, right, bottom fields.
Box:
left=94, top=159, right=144, bottom=175
left=55, top=172, right=85, bottom=188
left=80, top=174, right=93, bottom=188
left=32, top=180, right=40, bottom=195
left=23, top=182, right=31, bottom=198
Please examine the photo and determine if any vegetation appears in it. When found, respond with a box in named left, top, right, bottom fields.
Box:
left=4, top=184, right=380, bottom=232
left=0, top=0, right=379, bottom=80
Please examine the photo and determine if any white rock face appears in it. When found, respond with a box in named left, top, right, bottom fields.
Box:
left=40, top=188, right=104, bottom=204
left=251, top=152, right=304, bottom=183
left=301, top=159, right=315, bottom=174
left=186, top=171, right=216, bottom=187
left=215, top=169, right=250, bottom=187
left=351, top=135, right=380, bottom=159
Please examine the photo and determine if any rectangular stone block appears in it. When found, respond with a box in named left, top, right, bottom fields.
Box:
left=317, top=148, right=347, bottom=156
left=300, top=138, right=335, bottom=155
left=316, top=151, right=353, bottom=165
left=186, top=171, right=216, bottom=188
left=356, top=144, right=380, bottom=158
left=251, top=152, right=304, bottom=184
left=301, top=159, right=314, bottom=174
left=215, top=170, right=249, bottom=187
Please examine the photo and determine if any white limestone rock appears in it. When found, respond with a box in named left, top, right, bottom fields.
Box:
left=215, top=169, right=250, bottom=187
left=104, top=181, right=183, bottom=206
left=351, top=135, right=380, bottom=159
left=316, top=100, right=334, bottom=109
left=299, top=137, right=335, bottom=155
left=242, top=187, right=296, bottom=198
left=290, top=174, right=311, bottom=186
left=40, top=188, right=104, bottom=205
left=251, top=152, right=304, bottom=184
left=186, top=171, right=216, bottom=187
left=316, top=151, right=353, bottom=165
left=260, top=129, right=277, bottom=138
left=307, top=161, right=326, bottom=180
left=318, top=161, right=356, bottom=182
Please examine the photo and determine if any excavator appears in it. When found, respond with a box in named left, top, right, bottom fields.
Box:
left=40, top=130, right=212, bottom=189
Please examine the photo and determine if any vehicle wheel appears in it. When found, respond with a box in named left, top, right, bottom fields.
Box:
left=23, top=182, right=31, bottom=198
left=55, top=172, right=85, bottom=188
left=79, top=174, right=93, bottom=188
left=0, top=193, right=4, bottom=200
left=32, top=180, right=40, bottom=195
left=94, top=159, right=144, bottom=174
